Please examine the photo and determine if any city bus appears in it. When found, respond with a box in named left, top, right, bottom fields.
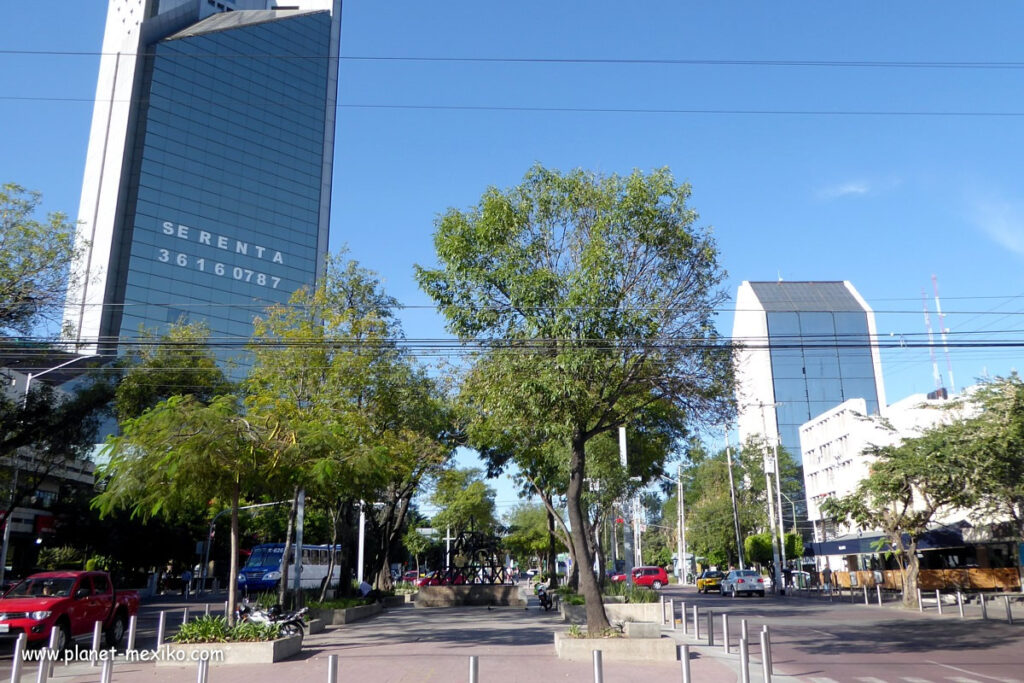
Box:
left=237, top=543, right=343, bottom=593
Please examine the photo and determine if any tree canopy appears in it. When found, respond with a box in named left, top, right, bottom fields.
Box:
left=0, top=183, right=83, bottom=335
left=417, top=165, right=734, bottom=631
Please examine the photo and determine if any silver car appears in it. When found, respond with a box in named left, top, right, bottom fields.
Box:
left=721, top=569, right=766, bottom=597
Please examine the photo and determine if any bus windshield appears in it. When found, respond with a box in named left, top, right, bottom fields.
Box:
left=244, top=546, right=284, bottom=570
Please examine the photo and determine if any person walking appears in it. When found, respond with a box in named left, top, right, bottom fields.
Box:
left=822, top=565, right=833, bottom=594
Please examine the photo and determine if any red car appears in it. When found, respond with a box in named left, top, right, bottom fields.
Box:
left=414, top=571, right=466, bottom=587
left=0, top=571, right=139, bottom=649
left=609, top=566, right=670, bottom=589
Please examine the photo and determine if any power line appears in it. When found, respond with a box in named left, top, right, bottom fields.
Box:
left=4, top=49, right=1024, bottom=70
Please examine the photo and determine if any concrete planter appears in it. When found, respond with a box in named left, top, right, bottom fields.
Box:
left=561, top=601, right=662, bottom=624
left=381, top=595, right=406, bottom=608
left=309, top=602, right=383, bottom=625
left=414, top=585, right=526, bottom=608
left=553, top=632, right=677, bottom=662
left=157, top=634, right=302, bottom=666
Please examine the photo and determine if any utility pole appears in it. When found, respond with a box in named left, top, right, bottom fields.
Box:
left=725, top=432, right=745, bottom=569
left=759, top=405, right=783, bottom=594
left=676, top=463, right=687, bottom=584
left=619, top=427, right=634, bottom=587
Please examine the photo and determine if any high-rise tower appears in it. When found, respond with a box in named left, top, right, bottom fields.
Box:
left=732, top=281, right=887, bottom=461
left=64, top=0, right=341, bottom=353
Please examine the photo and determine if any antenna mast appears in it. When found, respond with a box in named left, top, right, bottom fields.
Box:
left=922, top=289, right=942, bottom=390
left=932, top=275, right=956, bottom=393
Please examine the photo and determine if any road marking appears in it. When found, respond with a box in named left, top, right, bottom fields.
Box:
left=944, top=677, right=982, bottom=683
left=808, top=628, right=835, bottom=638
left=855, top=678, right=889, bottom=683
left=926, top=660, right=1022, bottom=683
left=809, top=678, right=841, bottom=683
left=902, top=678, right=935, bottom=683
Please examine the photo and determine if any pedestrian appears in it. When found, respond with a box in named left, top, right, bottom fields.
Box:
left=181, top=568, right=192, bottom=599
left=822, top=565, right=833, bottom=594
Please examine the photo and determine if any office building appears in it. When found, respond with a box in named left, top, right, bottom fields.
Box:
left=732, top=281, right=887, bottom=462
left=63, top=0, right=341, bottom=353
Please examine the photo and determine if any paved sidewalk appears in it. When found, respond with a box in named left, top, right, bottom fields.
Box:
left=21, top=600, right=740, bottom=683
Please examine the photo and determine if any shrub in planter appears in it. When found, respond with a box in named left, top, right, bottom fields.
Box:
left=172, top=616, right=280, bottom=643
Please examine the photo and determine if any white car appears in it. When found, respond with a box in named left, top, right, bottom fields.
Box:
left=721, top=569, right=766, bottom=597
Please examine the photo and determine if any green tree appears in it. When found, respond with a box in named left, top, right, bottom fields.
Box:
left=821, top=423, right=977, bottom=608
left=0, top=183, right=84, bottom=335
left=114, top=321, right=234, bottom=421
left=961, top=374, right=1024, bottom=540
left=1, top=373, right=112, bottom=526
left=502, top=503, right=559, bottom=569
left=430, top=468, right=498, bottom=535
left=403, top=527, right=434, bottom=576
left=417, top=165, right=734, bottom=631
left=744, top=532, right=774, bottom=566
left=94, top=394, right=267, bottom=621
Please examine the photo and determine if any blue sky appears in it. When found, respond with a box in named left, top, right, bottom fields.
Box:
left=4, top=1, right=1024, bottom=513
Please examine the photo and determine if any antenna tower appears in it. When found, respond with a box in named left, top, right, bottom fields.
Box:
left=932, top=275, right=956, bottom=393
left=921, top=289, right=942, bottom=390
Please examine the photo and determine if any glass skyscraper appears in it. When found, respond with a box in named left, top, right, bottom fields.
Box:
left=64, top=0, right=341, bottom=355
left=732, top=281, right=887, bottom=462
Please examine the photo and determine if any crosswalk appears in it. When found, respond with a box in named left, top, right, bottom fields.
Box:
left=806, top=677, right=1022, bottom=683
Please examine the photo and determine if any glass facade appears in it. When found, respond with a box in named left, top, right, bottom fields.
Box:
left=107, top=11, right=331, bottom=355
left=766, top=310, right=880, bottom=455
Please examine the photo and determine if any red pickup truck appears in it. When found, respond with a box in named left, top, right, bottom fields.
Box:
left=0, top=571, right=139, bottom=649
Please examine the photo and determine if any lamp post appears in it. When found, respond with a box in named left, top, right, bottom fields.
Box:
left=657, top=468, right=687, bottom=585
left=725, top=432, right=745, bottom=569
left=1, top=354, right=98, bottom=588
left=779, top=491, right=798, bottom=536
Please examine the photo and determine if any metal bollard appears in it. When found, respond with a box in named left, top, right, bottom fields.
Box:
left=762, top=625, right=773, bottom=676
left=204, top=603, right=211, bottom=617
left=759, top=630, right=771, bottom=683
left=740, top=637, right=750, bottom=683
left=722, top=613, right=730, bottom=653
left=224, top=600, right=229, bottom=615
left=660, top=596, right=666, bottom=625
left=863, top=585, right=868, bottom=605
left=592, top=650, right=603, bottom=683
left=10, top=633, right=26, bottom=683
left=980, top=593, right=987, bottom=620
left=680, top=644, right=692, bottom=683
left=41, top=623, right=60, bottom=680
left=91, top=620, right=103, bottom=667
left=327, top=654, right=339, bottom=683
left=127, top=614, right=138, bottom=652
left=936, top=590, right=943, bottom=615
left=917, top=588, right=923, bottom=612
left=156, top=610, right=167, bottom=647
left=957, top=592, right=965, bottom=619
left=1005, top=595, right=1014, bottom=624
left=34, top=660, right=47, bottom=683
left=101, top=659, right=113, bottom=683
left=196, top=658, right=209, bottom=683
left=707, top=610, right=714, bottom=646
left=669, top=599, right=676, bottom=630
left=876, top=585, right=882, bottom=605
left=182, top=607, right=190, bottom=625
left=741, top=618, right=749, bottom=644
left=681, top=601, right=687, bottom=635
left=693, top=605, right=700, bottom=640
left=470, top=655, right=480, bottom=683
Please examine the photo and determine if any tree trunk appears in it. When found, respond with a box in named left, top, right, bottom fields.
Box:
left=228, top=482, right=240, bottom=625
left=567, top=432, right=610, bottom=633
left=278, top=486, right=299, bottom=607
left=318, top=500, right=342, bottom=603
left=546, top=508, right=559, bottom=588
left=902, top=540, right=920, bottom=608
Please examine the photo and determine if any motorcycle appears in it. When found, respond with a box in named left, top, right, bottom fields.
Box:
left=236, top=599, right=307, bottom=638
left=535, top=584, right=553, bottom=611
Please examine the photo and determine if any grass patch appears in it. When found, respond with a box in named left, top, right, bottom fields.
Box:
left=307, top=597, right=374, bottom=610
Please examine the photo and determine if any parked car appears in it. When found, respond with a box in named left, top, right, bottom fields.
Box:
left=414, top=571, right=466, bottom=587
left=720, top=569, right=766, bottom=597
left=0, top=571, right=140, bottom=649
left=402, top=570, right=419, bottom=583
left=696, top=570, right=724, bottom=594
left=609, top=566, right=669, bottom=589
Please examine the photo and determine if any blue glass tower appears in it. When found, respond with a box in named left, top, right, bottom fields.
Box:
left=64, top=1, right=341, bottom=356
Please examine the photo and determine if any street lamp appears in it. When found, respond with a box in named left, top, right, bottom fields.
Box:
left=1, top=353, right=98, bottom=587
left=657, top=467, right=687, bottom=585
left=779, top=491, right=798, bottom=536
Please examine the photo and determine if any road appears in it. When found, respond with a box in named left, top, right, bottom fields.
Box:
left=662, top=583, right=1024, bottom=683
